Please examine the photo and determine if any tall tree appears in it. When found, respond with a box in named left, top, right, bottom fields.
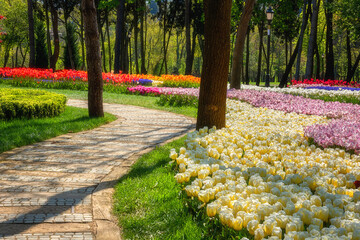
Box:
left=230, top=0, right=256, bottom=89
left=324, top=0, right=335, bottom=80
left=35, top=19, right=49, bottom=68
left=140, top=0, right=147, bottom=74
left=49, top=0, right=60, bottom=71
left=27, top=0, right=35, bottom=67
left=114, top=0, right=126, bottom=73
left=185, top=0, right=193, bottom=75
left=197, top=0, right=232, bottom=130
left=82, top=0, right=104, bottom=117
left=295, top=0, right=311, bottom=80
left=305, top=0, right=321, bottom=79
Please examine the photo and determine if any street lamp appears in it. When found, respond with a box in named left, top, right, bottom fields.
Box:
left=265, top=6, right=274, bottom=87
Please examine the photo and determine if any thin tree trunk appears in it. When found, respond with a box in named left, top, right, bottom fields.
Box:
left=82, top=0, right=104, bottom=117
left=346, top=30, right=352, bottom=81
left=256, top=22, right=264, bottom=86
left=27, top=0, right=35, bottom=67
left=105, top=10, right=111, bottom=72
left=230, top=0, right=255, bottom=89
left=163, top=0, right=168, bottom=74
left=15, top=46, right=19, bottom=67
left=295, top=0, right=311, bottom=80
left=134, top=0, right=139, bottom=74
left=185, top=0, right=193, bottom=75
left=315, top=41, right=320, bottom=79
left=346, top=53, right=360, bottom=82
left=140, top=0, right=146, bottom=74
left=305, top=0, right=320, bottom=79
left=114, top=0, right=125, bottom=73
left=245, top=27, right=250, bottom=84
left=197, top=0, right=232, bottom=130
left=285, top=39, right=288, bottom=66
left=100, top=24, right=107, bottom=72
left=290, top=40, right=293, bottom=80
left=279, top=40, right=300, bottom=87
left=44, top=0, right=52, bottom=67
left=49, top=0, right=60, bottom=71
left=65, top=16, right=75, bottom=69
left=324, top=0, right=334, bottom=80
left=80, top=3, right=86, bottom=70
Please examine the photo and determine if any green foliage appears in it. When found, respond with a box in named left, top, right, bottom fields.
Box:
left=336, top=0, right=360, bottom=40
left=63, top=22, right=81, bottom=69
left=160, top=80, right=200, bottom=88
left=35, top=19, right=49, bottom=68
left=0, top=106, right=116, bottom=153
left=156, top=94, right=198, bottom=107
left=0, top=88, right=66, bottom=120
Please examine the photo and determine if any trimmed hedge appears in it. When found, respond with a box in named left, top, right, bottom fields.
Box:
left=0, top=88, right=67, bottom=120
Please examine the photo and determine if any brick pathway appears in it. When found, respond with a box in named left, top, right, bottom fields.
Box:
left=0, top=99, right=195, bottom=239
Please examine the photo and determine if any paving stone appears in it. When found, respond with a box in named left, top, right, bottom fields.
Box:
left=0, top=232, right=93, bottom=240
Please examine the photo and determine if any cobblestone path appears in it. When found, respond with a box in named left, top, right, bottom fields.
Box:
left=0, top=99, right=196, bottom=240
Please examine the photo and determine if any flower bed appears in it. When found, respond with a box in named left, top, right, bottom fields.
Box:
left=172, top=100, right=360, bottom=239
left=292, top=79, right=360, bottom=88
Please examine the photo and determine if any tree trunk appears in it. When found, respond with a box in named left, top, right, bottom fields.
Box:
left=197, top=0, right=232, bottom=130
left=44, top=0, right=52, bottom=67
left=134, top=0, right=139, bottom=74
left=346, top=53, right=360, bottom=82
left=114, top=0, right=125, bottom=73
left=82, top=0, right=104, bottom=117
left=295, top=0, right=311, bottom=80
left=279, top=39, right=300, bottom=87
left=105, top=10, right=111, bottom=72
left=163, top=0, right=168, bottom=74
left=305, top=0, right=320, bottom=79
left=245, top=26, right=250, bottom=84
left=140, top=0, right=146, bottom=74
left=27, top=0, right=35, bottom=68
left=324, top=0, right=334, bottom=80
left=185, top=0, right=193, bottom=75
left=100, top=24, right=107, bottom=72
left=255, top=22, right=264, bottom=86
left=80, top=3, right=86, bottom=70
left=49, top=0, right=60, bottom=71
left=65, top=16, right=75, bottom=69
left=229, top=0, right=255, bottom=89
left=346, top=30, right=352, bottom=82
left=315, top=41, right=320, bottom=79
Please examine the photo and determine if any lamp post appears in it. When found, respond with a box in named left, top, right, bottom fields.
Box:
left=265, top=6, right=274, bottom=87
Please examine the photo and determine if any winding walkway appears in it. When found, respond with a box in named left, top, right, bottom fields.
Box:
left=0, top=99, right=196, bottom=240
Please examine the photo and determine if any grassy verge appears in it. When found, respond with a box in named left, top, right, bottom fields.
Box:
left=0, top=106, right=116, bottom=153
left=113, top=137, right=250, bottom=240
left=0, top=83, right=198, bottom=118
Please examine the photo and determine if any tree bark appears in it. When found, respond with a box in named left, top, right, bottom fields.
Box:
left=196, top=0, right=232, bottom=130
left=49, top=0, right=60, bottom=71
left=295, top=0, right=311, bottom=80
left=324, top=0, right=334, bottom=80
left=27, top=0, right=35, bottom=68
left=82, top=0, right=104, bottom=117
left=230, top=0, right=255, bottom=89
left=163, top=0, right=168, bottom=74
left=256, top=22, right=264, bottom=86
left=185, top=0, right=194, bottom=75
left=114, top=0, right=125, bottom=73
left=134, top=0, right=139, bottom=74
left=305, top=0, right=320, bottom=79
left=80, top=3, right=86, bottom=70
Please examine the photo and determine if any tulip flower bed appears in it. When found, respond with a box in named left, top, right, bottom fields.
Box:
left=171, top=100, right=360, bottom=239
left=133, top=74, right=201, bottom=88
left=292, top=78, right=360, bottom=88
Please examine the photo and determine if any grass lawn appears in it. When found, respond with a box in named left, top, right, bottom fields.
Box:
left=0, top=106, right=116, bottom=154
left=0, top=83, right=198, bottom=118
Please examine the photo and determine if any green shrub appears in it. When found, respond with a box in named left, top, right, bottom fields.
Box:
left=156, top=94, right=198, bottom=107
left=160, top=80, right=200, bottom=88
left=0, top=88, right=67, bottom=120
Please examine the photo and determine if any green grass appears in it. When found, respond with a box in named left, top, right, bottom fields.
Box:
left=0, top=83, right=198, bottom=118
left=113, top=137, right=250, bottom=240
left=0, top=106, right=116, bottom=153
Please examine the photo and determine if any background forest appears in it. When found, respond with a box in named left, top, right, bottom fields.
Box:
left=0, top=0, right=359, bottom=84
